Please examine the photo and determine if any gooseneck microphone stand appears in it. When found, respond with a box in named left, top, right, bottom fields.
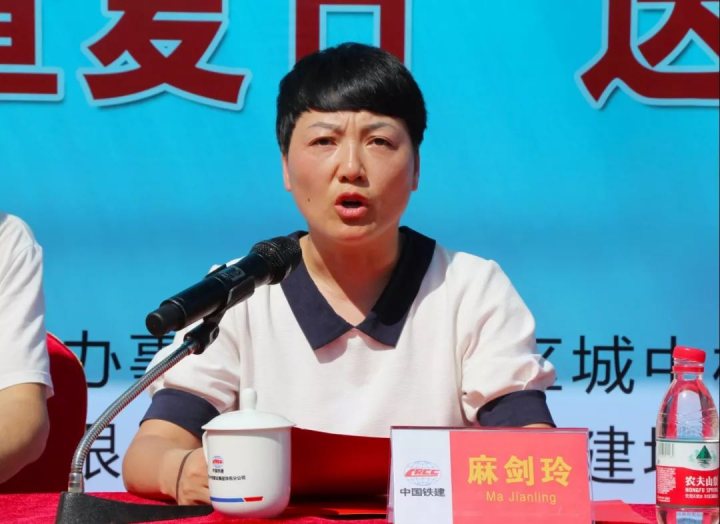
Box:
left=56, top=314, right=224, bottom=524
left=55, top=236, right=302, bottom=523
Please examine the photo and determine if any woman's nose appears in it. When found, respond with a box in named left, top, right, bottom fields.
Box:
left=336, top=141, right=365, bottom=182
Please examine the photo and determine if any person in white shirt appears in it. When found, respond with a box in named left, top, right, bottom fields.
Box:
left=123, top=42, right=556, bottom=505
left=0, top=213, right=52, bottom=483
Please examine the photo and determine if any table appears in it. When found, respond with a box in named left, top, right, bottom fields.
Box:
left=0, top=492, right=657, bottom=523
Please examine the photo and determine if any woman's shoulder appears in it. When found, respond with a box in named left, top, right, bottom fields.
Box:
left=432, top=242, right=504, bottom=281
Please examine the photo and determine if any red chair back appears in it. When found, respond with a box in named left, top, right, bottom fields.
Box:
left=1, top=333, right=88, bottom=493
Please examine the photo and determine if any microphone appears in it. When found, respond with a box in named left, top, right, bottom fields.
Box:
left=56, top=237, right=301, bottom=524
left=145, top=236, right=301, bottom=337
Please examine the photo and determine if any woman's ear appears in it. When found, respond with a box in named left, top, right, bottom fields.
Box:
left=282, top=155, right=292, bottom=192
left=412, top=152, right=420, bottom=191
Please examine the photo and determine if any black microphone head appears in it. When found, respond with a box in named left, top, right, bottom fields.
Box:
left=250, top=236, right=302, bottom=284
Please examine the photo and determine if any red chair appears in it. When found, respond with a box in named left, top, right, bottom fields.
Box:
left=1, top=333, right=88, bottom=492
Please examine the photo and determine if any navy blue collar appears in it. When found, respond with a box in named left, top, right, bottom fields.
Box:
left=281, top=227, right=436, bottom=350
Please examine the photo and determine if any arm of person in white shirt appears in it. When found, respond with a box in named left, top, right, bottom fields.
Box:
left=0, top=383, right=49, bottom=483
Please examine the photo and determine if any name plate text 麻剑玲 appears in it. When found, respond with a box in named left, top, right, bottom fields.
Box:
left=388, top=427, right=591, bottom=524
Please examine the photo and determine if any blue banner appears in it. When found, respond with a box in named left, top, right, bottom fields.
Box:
left=2, top=0, right=718, bottom=499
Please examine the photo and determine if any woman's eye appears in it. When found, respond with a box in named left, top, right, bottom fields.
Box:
left=311, top=137, right=335, bottom=146
left=369, top=137, right=392, bottom=147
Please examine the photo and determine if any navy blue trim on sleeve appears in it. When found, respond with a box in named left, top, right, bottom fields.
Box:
left=141, top=388, right=220, bottom=438
left=477, top=390, right=556, bottom=427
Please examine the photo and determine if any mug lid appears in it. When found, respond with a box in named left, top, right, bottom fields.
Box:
left=202, top=388, right=295, bottom=431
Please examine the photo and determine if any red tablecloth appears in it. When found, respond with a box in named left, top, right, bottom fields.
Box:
left=0, top=491, right=657, bottom=523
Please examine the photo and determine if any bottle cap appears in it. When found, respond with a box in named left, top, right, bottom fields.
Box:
left=672, top=346, right=706, bottom=363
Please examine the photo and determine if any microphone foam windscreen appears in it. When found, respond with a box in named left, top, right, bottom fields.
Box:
left=251, top=236, right=302, bottom=284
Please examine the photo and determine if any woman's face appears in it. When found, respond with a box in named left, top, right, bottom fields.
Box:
left=282, top=110, right=419, bottom=247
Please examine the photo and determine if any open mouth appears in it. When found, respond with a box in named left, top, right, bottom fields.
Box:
left=335, top=194, right=369, bottom=218
left=336, top=194, right=368, bottom=208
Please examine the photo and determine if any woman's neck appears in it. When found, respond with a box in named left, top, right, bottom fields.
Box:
left=301, top=230, right=402, bottom=325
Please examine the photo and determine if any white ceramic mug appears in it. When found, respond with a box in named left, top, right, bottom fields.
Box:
left=201, top=388, right=294, bottom=517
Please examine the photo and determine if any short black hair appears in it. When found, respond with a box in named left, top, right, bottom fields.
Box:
left=276, top=42, right=427, bottom=155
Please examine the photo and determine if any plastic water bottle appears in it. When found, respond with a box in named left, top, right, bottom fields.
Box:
left=656, top=346, right=719, bottom=524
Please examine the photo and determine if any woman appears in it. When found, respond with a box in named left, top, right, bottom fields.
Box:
left=123, top=42, right=556, bottom=505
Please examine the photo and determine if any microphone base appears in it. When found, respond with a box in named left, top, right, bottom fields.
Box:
left=55, top=491, right=213, bottom=524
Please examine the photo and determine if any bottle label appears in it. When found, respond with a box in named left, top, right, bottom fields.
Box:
left=656, top=439, right=719, bottom=507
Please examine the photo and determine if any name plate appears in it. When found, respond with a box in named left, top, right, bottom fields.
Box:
left=388, top=427, right=591, bottom=524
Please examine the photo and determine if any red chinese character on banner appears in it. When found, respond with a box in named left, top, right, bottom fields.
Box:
left=79, top=0, right=249, bottom=109
left=0, top=0, right=62, bottom=101
left=293, top=0, right=409, bottom=65
left=578, top=0, right=719, bottom=108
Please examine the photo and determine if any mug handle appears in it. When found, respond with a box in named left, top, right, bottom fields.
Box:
left=201, top=432, right=209, bottom=462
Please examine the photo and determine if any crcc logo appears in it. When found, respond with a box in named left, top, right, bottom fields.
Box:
left=404, top=461, right=441, bottom=486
